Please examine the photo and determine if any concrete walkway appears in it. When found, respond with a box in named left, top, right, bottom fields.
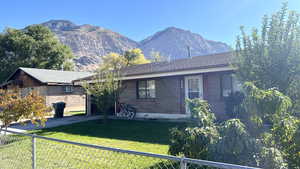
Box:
left=5, top=115, right=101, bottom=133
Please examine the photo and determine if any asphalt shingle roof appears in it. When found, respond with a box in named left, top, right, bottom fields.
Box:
left=75, top=52, right=234, bottom=82
left=121, top=52, right=234, bottom=76
left=18, top=67, right=93, bottom=84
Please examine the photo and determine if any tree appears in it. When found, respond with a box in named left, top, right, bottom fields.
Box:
left=0, top=89, right=51, bottom=132
left=149, top=50, right=164, bottom=62
left=123, top=48, right=150, bottom=66
left=235, top=3, right=300, bottom=111
left=0, top=25, right=74, bottom=82
left=234, top=4, right=300, bottom=167
left=83, top=71, right=120, bottom=124
left=241, top=82, right=299, bottom=168
left=84, top=50, right=150, bottom=123
left=100, top=52, right=126, bottom=71
left=84, top=53, right=126, bottom=123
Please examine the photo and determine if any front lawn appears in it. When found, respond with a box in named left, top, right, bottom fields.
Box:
left=34, top=119, right=185, bottom=154
left=1, top=119, right=186, bottom=168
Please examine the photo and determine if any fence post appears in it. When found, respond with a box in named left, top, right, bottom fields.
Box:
left=180, top=156, right=187, bottom=169
left=32, top=134, right=36, bottom=169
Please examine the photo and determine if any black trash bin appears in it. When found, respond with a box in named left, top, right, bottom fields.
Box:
left=53, top=102, right=66, bottom=118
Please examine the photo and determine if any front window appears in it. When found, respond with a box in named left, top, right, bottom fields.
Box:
left=221, top=74, right=242, bottom=97
left=137, top=80, right=156, bottom=99
left=187, top=78, right=201, bottom=99
left=221, top=74, right=232, bottom=97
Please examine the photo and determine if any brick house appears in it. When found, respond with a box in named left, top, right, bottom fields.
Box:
left=1, top=67, right=93, bottom=112
left=77, top=52, right=241, bottom=120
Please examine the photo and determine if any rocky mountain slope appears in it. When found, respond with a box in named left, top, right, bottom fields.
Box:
left=42, top=20, right=231, bottom=71
left=42, top=20, right=138, bottom=70
left=140, top=27, right=230, bottom=60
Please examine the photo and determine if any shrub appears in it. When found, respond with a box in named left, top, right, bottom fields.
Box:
left=187, top=99, right=216, bottom=127
left=169, top=126, right=218, bottom=159
left=0, top=89, right=51, bottom=130
left=211, top=119, right=258, bottom=166
left=169, top=99, right=218, bottom=159
left=257, top=147, right=288, bottom=169
left=272, top=119, right=300, bottom=169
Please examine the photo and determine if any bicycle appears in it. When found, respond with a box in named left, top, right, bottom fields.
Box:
left=115, top=103, right=136, bottom=120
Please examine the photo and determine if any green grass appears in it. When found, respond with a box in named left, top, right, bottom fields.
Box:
left=35, top=119, right=185, bottom=154
left=1, top=119, right=186, bottom=168
left=64, top=110, right=86, bottom=116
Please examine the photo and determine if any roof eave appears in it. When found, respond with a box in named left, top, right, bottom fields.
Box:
left=75, top=65, right=236, bottom=85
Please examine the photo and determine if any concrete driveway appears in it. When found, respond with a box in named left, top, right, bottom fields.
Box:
left=5, top=115, right=101, bottom=133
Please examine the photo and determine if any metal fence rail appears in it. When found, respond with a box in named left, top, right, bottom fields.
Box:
left=0, top=129, right=261, bottom=169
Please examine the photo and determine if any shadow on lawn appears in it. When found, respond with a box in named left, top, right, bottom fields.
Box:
left=34, top=119, right=186, bottom=145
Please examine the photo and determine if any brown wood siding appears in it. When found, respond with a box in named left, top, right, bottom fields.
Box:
left=8, top=70, right=43, bottom=88
left=6, top=70, right=86, bottom=112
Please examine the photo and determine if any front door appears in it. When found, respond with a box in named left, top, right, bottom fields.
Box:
left=184, top=75, right=203, bottom=116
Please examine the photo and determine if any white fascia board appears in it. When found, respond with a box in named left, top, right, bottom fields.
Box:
left=74, top=66, right=235, bottom=85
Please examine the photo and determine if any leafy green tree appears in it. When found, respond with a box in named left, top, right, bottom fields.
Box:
left=84, top=53, right=125, bottom=123
left=84, top=50, right=148, bottom=123
left=123, top=48, right=150, bottom=66
left=83, top=72, right=120, bottom=124
left=242, top=82, right=292, bottom=126
left=100, top=52, right=126, bottom=71
left=234, top=4, right=300, bottom=167
left=235, top=3, right=300, bottom=111
left=0, top=25, right=74, bottom=82
left=241, top=82, right=299, bottom=168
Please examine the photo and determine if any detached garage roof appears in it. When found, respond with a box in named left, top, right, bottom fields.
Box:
left=6, top=67, right=94, bottom=85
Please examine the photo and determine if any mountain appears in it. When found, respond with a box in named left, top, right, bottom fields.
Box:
left=139, top=27, right=230, bottom=60
left=42, top=20, right=138, bottom=70
left=41, top=20, right=231, bottom=71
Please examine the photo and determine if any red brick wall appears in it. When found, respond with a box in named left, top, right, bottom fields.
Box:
left=203, top=72, right=227, bottom=119
left=119, top=76, right=185, bottom=114
left=119, top=71, right=232, bottom=119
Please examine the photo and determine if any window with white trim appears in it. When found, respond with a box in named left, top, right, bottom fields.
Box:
left=187, top=78, right=201, bottom=99
left=137, top=80, right=156, bottom=99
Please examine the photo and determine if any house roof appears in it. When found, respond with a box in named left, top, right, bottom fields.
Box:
left=7, top=67, right=94, bottom=85
left=75, top=52, right=235, bottom=82
left=122, top=52, right=234, bottom=76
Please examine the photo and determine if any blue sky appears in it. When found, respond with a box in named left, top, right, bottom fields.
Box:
left=0, top=0, right=299, bottom=46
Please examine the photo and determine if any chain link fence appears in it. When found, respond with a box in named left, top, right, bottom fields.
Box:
left=0, top=129, right=261, bottom=169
